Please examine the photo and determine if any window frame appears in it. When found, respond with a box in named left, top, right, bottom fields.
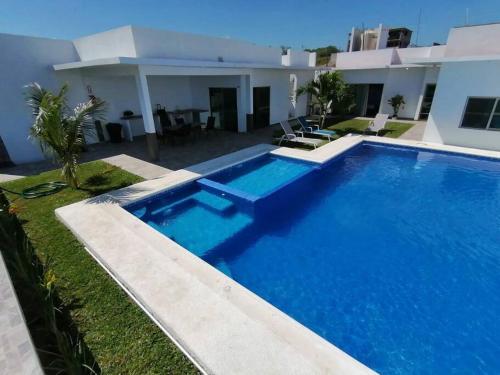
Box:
left=459, top=96, right=500, bottom=131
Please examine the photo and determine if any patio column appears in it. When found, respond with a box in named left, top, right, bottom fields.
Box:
left=135, top=67, right=159, bottom=161
left=238, top=75, right=250, bottom=132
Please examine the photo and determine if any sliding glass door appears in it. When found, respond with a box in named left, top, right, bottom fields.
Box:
left=209, top=88, right=238, bottom=132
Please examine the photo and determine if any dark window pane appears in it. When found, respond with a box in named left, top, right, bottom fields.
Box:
left=489, top=115, right=500, bottom=129
left=461, top=98, right=496, bottom=129
left=490, top=101, right=500, bottom=129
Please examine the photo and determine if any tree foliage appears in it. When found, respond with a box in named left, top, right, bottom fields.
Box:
left=297, top=71, right=355, bottom=128
left=304, top=45, right=341, bottom=66
left=25, top=83, right=106, bottom=188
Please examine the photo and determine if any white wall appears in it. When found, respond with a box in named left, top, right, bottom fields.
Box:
left=413, top=67, right=440, bottom=120
left=251, top=69, right=313, bottom=124
left=281, top=49, right=316, bottom=67
left=74, top=26, right=314, bottom=68
left=395, top=46, right=433, bottom=63
left=336, top=49, right=395, bottom=69
left=340, top=67, right=430, bottom=118
left=82, top=73, right=138, bottom=126
left=379, top=67, right=426, bottom=118
left=340, top=68, right=388, bottom=84
left=73, top=26, right=136, bottom=61
left=423, top=60, right=500, bottom=151
left=0, top=33, right=84, bottom=164
left=445, top=24, right=500, bottom=58
left=148, top=76, right=193, bottom=111
left=83, top=70, right=194, bottom=136
left=132, top=27, right=282, bottom=65
left=336, top=45, right=446, bottom=68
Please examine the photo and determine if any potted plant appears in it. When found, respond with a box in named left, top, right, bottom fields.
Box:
left=388, top=94, right=405, bottom=119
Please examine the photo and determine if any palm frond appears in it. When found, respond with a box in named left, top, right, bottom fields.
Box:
left=25, top=83, right=107, bottom=187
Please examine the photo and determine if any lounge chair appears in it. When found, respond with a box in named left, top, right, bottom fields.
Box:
left=297, top=116, right=336, bottom=141
left=366, top=113, right=390, bottom=135
left=278, top=120, right=323, bottom=149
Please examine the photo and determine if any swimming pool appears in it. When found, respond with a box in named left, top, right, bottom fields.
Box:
left=127, top=143, right=500, bottom=374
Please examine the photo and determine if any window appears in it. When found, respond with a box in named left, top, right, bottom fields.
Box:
left=460, top=97, right=500, bottom=130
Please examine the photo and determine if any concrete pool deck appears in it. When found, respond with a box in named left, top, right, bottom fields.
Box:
left=55, top=137, right=500, bottom=374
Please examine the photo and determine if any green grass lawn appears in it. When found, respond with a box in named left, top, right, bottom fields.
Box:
left=1, top=161, right=198, bottom=374
left=327, top=118, right=413, bottom=138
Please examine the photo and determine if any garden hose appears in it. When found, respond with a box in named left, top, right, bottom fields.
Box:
left=0, top=181, right=67, bottom=199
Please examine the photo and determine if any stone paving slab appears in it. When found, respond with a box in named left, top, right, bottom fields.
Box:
left=101, top=154, right=172, bottom=179
left=0, top=254, right=43, bottom=375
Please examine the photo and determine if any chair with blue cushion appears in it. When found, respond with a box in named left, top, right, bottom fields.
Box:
left=297, top=116, right=336, bottom=141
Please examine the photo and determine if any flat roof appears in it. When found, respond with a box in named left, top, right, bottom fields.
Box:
left=453, top=21, right=500, bottom=29
left=53, top=56, right=316, bottom=71
left=331, top=63, right=426, bottom=71
left=405, top=53, right=500, bottom=65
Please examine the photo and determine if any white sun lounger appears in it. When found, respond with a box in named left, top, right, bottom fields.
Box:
left=366, top=113, right=390, bottom=135
left=278, top=120, right=323, bottom=149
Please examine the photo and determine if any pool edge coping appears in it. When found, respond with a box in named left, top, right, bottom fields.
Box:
left=55, top=137, right=500, bottom=374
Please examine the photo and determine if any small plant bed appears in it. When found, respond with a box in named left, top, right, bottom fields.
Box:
left=271, top=137, right=328, bottom=150
left=327, top=119, right=413, bottom=138
left=1, top=161, right=199, bottom=374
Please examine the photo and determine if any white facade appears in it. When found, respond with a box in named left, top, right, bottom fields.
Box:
left=0, top=26, right=316, bottom=164
left=332, top=45, right=444, bottom=120
left=418, top=24, right=500, bottom=151
left=333, top=22, right=500, bottom=151
left=423, top=60, right=500, bottom=150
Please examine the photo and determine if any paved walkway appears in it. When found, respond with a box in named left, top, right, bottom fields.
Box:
left=0, top=255, right=43, bottom=375
left=0, top=127, right=277, bottom=183
left=101, top=154, right=171, bottom=179
left=398, top=121, right=427, bottom=141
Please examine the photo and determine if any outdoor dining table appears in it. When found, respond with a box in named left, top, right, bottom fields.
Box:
left=120, top=109, right=208, bottom=141
left=166, top=108, right=209, bottom=125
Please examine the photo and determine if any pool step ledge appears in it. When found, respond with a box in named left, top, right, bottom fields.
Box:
left=197, top=178, right=260, bottom=207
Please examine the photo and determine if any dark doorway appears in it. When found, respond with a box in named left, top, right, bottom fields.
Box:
left=419, top=84, right=437, bottom=120
left=209, top=88, right=238, bottom=131
left=253, top=87, right=270, bottom=128
left=365, top=84, right=384, bottom=117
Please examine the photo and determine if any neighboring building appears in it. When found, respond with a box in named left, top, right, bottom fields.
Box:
left=331, top=22, right=500, bottom=151
left=346, top=24, right=412, bottom=53
left=0, top=26, right=316, bottom=164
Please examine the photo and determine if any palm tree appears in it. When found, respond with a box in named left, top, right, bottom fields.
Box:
left=25, top=83, right=106, bottom=188
left=297, top=71, right=353, bottom=128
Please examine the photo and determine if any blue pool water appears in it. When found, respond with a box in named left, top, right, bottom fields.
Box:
left=208, top=154, right=314, bottom=196
left=127, top=144, right=500, bottom=374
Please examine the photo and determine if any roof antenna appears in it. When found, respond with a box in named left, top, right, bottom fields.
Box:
left=415, top=8, right=422, bottom=47
left=465, top=8, right=470, bottom=25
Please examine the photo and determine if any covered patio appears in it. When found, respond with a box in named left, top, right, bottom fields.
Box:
left=54, top=59, right=267, bottom=161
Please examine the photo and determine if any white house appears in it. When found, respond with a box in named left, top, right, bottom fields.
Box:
left=330, top=24, right=445, bottom=120
left=330, top=22, right=500, bottom=152
left=0, top=25, right=316, bottom=164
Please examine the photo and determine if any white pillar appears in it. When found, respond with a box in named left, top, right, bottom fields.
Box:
left=238, top=75, right=250, bottom=133
left=135, top=66, right=159, bottom=160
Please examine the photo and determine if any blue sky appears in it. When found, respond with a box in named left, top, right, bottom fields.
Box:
left=1, top=0, right=500, bottom=49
